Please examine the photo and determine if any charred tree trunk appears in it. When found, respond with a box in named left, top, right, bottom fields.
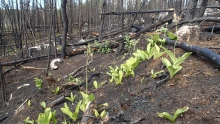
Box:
left=197, top=0, right=208, bottom=18
left=184, top=0, right=198, bottom=20
left=61, top=0, right=68, bottom=59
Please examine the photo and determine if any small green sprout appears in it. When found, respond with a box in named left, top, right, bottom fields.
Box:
left=157, top=106, right=189, bottom=123
left=51, top=86, right=60, bottom=95
left=93, top=109, right=107, bottom=119
left=93, top=81, right=105, bottom=89
left=24, top=116, right=34, bottom=124
left=40, top=101, right=47, bottom=109
left=140, top=77, right=144, bottom=83
left=65, top=92, right=76, bottom=103
left=27, top=100, right=31, bottom=107
left=34, top=77, right=43, bottom=89
left=150, top=70, right=165, bottom=79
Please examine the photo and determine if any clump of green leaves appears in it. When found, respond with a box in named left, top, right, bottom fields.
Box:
left=61, top=102, right=81, bottom=121
left=124, top=35, right=138, bottom=54
left=107, top=66, right=123, bottom=85
left=51, top=86, right=60, bottom=95
left=93, top=81, right=105, bottom=89
left=65, top=92, right=76, bottom=103
left=94, top=103, right=108, bottom=119
left=80, top=91, right=95, bottom=112
left=121, top=57, right=140, bottom=77
left=36, top=108, right=57, bottom=124
left=68, top=76, right=83, bottom=85
left=157, top=106, right=189, bottom=123
left=34, top=77, right=43, bottom=89
left=161, top=46, right=191, bottom=78
left=24, top=117, right=34, bottom=124
left=98, top=40, right=111, bottom=53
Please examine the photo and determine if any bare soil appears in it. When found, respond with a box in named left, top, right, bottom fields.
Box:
left=1, top=24, right=220, bottom=124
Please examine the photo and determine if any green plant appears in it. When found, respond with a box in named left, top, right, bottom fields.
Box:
left=62, top=118, right=70, bottom=124
left=124, top=35, right=138, bottom=54
left=57, top=78, right=61, bottom=82
left=65, top=92, right=76, bottom=103
left=93, top=81, right=104, bottom=89
left=150, top=70, right=165, bottom=78
left=161, top=46, right=192, bottom=78
left=152, top=43, right=165, bottom=59
left=40, top=101, right=47, bottom=109
left=140, top=77, right=144, bottom=83
left=93, top=109, right=107, bottom=119
left=107, top=66, right=123, bottom=85
left=157, top=106, right=189, bottom=123
left=61, top=102, right=82, bottom=121
left=28, top=100, right=31, bottom=107
left=121, top=57, right=140, bottom=77
left=51, top=86, right=60, bottom=95
left=36, top=108, right=57, bottom=124
left=24, top=116, right=34, bottom=124
left=97, top=40, right=111, bottom=53
left=80, top=91, right=95, bottom=112
left=68, top=76, right=83, bottom=85
left=34, top=77, right=43, bottom=89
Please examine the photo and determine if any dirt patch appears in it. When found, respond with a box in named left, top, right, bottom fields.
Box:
left=1, top=25, right=220, bottom=124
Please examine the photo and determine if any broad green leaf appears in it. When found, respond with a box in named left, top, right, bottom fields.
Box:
left=161, top=46, right=177, bottom=63
left=93, top=81, right=98, bottom=89
left=173, top=106, right=189, bottom=121
left=100, top=110, right=106, bottom=118
left=93, top=109, right=99, bottom=117
left=147, top=38, right=154, bottom=44
left=153, top=44, right=165, bottom=59
left=174, top=52, right=192, bottom=66
left=118, top=70, right=123, bottom=84
left=75, top=100, right=82, bottom=113
left=167, top=31, right=177, bottom=40
left=162, top=58, right=172, bottom=67
left=157, top=112, right=174, bottom=123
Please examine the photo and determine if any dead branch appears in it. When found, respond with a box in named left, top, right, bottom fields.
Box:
left=101, top=9, right=174, bottom=15
left=169, top=17, right=220, bottom=29
left=19, top=65, right=46, bottom=70
left=73, top=27, right=127, bottom=46
left=1, top=55, right=49, bottom=66
left=67, top=59, right=93, bottom=78
left=165, top=38, right=220, bottom=68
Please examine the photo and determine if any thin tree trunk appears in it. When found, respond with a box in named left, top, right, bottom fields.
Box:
left=61, top=0, right=68, bottom=59
left=197, top=0, right=208, bottom=18
left=184, top=0, right=199, bottom=20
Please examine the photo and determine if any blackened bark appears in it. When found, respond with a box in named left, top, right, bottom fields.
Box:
left=61, top=0, right=68, bottom=59
left=197, top=0, right=208, bottom=18
left=184, top=0, right=198, bottom=20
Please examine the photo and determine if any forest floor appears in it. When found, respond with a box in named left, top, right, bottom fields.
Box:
left=1, top=23, right=220, bottom=124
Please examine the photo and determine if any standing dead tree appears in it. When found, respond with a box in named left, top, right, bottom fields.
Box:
left=61, top=0, right=68, bottom=59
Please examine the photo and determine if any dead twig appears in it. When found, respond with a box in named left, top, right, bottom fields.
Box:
left=19, top=65, right=46, bottom=70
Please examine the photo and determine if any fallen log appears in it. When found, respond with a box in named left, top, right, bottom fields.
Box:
left=101, top=9, right=174, bottom=15
left=169, top=17, right=220, bottom=29
left=73, top=27, right=127, bottom=46
left=165, top=38, right=220, bottom=68
left=204, top=25, right=220, bottom=32
left=1, top=55, right=49, bottom=66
